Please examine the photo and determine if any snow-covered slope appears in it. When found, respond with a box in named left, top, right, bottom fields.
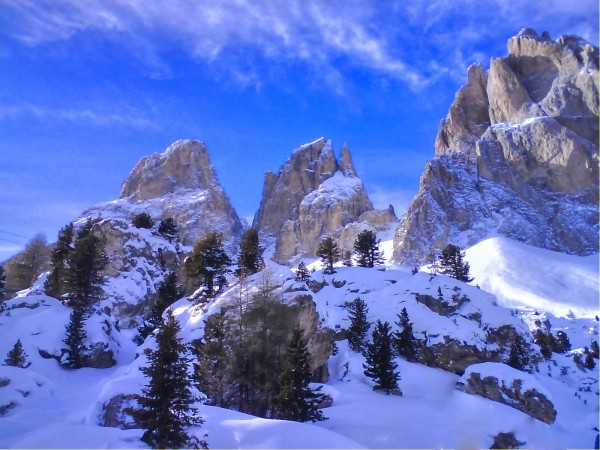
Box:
left=1, top=251, right=598, bottom=449
left=466, top=237, right=599, bottom=318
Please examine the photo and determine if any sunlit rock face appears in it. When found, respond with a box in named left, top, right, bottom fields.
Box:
left=394, top=29, right=599, bottom=264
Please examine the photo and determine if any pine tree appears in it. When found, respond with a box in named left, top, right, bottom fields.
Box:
left=553, top=331, right=571, bottom=354
left=534, top=329, right=553, bottom=360
left=195, top=310, right=231, bottom=407
left=347, top=298, right=370, bottom=354
left=273, top=329, right=327, bottom=422
left=590, top=340, right=599, bottom=359
left=507, top=334, right=532, bottom=371
left=185, top=231, right=232, bottom=296
left=63, top=307, right=88, bottom=369
left=353, top=230, right=384, bottom=268
left=45, top=223, right=74, bottom=299
left=139, top=272, right=183, bottom=338
left=237, top=229, right=264, bottom=277
left=4, top=339, right=30, bottom=368
left=295, top=262, right=310, bottom=282
left=439, top=244, right=473, bottom=282
left=363, top=320, right=400, bottom=395
left=393, top=307, right=418, bottom=362
left=132, top=213, right=154, bottom=229
left=157, top=218, right=178, bottom=243
left=316, top=237, right=340, bottom=274
left=584, top=350, right=596, bottom=370
left=0, top=265, right=6, bottom=308
left=133, top=309, right=206, bottom=449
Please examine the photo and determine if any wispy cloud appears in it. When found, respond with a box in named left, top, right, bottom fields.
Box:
left=0, top=104, right=158, bottom=129
left=1, top=0, right=597, bottom=92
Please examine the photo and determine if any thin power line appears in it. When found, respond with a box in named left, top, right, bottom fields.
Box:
left=0, top=229, right=29, bottom=240
left=0, top=237, right=24, bottom=245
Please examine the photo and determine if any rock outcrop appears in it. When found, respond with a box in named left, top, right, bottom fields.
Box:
left=84, top=139, right=244, bottom=250
left=254, top=138, right=384, bottom=264
left=394, top=29, right=599, bottom=263
left=458, top=362, right=557, bottom=424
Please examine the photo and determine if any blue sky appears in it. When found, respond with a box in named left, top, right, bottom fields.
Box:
left=0, top=0, right=597, bottom=261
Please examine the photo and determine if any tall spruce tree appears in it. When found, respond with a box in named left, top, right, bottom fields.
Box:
left=347, top=297, right=370, bottom=353
left=507, top=334, right=532, bottom=371
left=139, top=272, right=183, bottom=339
left=393, top=307, right=418, bottom=362
left=157, top=218, right=178, bottom=243
left=4, top=339, right=30, bottom=368
left=133, top=309, right=206, bottom=449
left=353, top=230, right=384, bottom=268
left=273, top=329, right=327, bottom=422
left=439, top=244, right=473, bottom=282
left=185, top=231, right=232, bottom=296
left=363, top=320, right=400, bottom=395
left=45, top=223, right=74, bottom=299
left=62, top=222, right=108, bottom=368
left=237, top=229, right=264, bottom=277
left=316, top=237, right=340, bottom=274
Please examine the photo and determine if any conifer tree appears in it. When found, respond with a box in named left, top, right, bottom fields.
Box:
left=353, top=230, right=384, bottom=268
left=439, top=244, right=473, bottom=282
left=273, top=329, right=327, bottom=422
left=4, top=339, right=30, bottom=368
left=347, top=298, right=370, bottom=353
left=195, top=310, right=231, bottom=407
left=132, top=213, right=154, bottom=229
left=63, top=308, right=88, bottom=369
left=584, top=349, right=596, bottom=370
left=157, top=218, right=178, bottom=243
left=295, top=262, right=310, bottom=282
left=237, top=229, right=264, bottom=277
left=553, top=331, right=571, bottom=354
left=393, top=307, right=418, bottom=362
left=590, top=340, right=599, bottom=359
left=316, top=237, right=340, bottom=274
left=507, top=334, right=532, bottom=371
left=185, top=231, right=232, bottom=296
left=363, top=320, right=400, bottom=395
left=0, top=265, right=6, bottom=308
left=534, top=329, right=553, bottom=359
left=133, top=309, right=206, bottom=449
left=139, top=272, right=183, bottom=339
left=45, top=223, right=74, bottom=299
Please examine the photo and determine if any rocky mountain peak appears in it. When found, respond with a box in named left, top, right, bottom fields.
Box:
left=394, top=29, right=599, bottom=264
left=340, top=144, right=357, bottom=177
left=119, top=139, right=217, bottom=201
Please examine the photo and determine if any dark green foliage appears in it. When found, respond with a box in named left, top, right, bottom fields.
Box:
left=157, top=218, right=178, bottom=243
left=133, top=309, right=206, bottom=449
left=139, top=272, right=183, bottom=339
left=353, top=230, right=384, bottom=268
left=363, top=320, right=400, bottom=395
left=553, top=331, right=571, bottom=354
left=393, top=307, right=418, bottom=362
left=273, top=329, right=327, bottom=422
left=0, top=265, right=6, bottom=307
left=507, top=334, right=532, bottom=371
left=585, top=351, right=596, bottom=370
left=573, top=353, right=584, bottom=370
left=591, top=340, right=599, bottom=359
left=62, top=222, right=108, bottom=369
left=237, top=229, right=264, bottom=277
left=185, top=231, right=232, bottom=296
left=534, top=329, right=554, bottom=360
left=439, top=244, right=473, bottom=282
left=132, top=213, right=154, bottom=229
left=347, top=298, right=370, bottom=353
left=316, top=237, right=340, bottom=274
left=63, top=307, right=88, bottom=369
left=4, top=339, right=30, bottom=368
left=295, top=262, right=310, bottom=282
left=45, top=223, right=74, bottom=299
left=195, top=311, right=231, bottom=407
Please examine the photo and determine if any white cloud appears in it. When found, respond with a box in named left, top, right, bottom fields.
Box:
left=1, top=0, right=597, bottom=92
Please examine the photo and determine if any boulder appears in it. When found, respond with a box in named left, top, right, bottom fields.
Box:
left=457, top=362, right=557, bottom=424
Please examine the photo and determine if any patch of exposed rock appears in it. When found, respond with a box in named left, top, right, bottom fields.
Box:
left=490, top=432, right=526, bottom=449
left=394, top=29, right=599, bottom=263
left=83, top=140, right=244, bottom=250
left=458, top=362, right=557, bottom=424
left=254, top=138, right=389, bottom=264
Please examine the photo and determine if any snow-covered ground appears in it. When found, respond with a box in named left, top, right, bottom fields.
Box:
left=0, top=236, right=598, bottom=449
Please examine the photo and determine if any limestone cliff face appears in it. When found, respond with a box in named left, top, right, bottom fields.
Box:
left=254, top=138, right=380, bottom=264
left=84, top=139, right=244, bottom=250
left=394, top=29, right=599, bottom=263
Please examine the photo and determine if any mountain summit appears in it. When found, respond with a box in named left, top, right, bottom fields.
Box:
left=393, top=29, right=599, bottom=264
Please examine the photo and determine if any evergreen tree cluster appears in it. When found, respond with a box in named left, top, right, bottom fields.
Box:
left=506, top=334, right=533, bottom=371
left=185, top=231, right=232, bottom=297
left=534, top=327, right=571, bottom=360
left=439, top=244, right=473, bottom=282
left=132, top=213, right=154, bottom=229
left=315, top=229, right=384, bottom=273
